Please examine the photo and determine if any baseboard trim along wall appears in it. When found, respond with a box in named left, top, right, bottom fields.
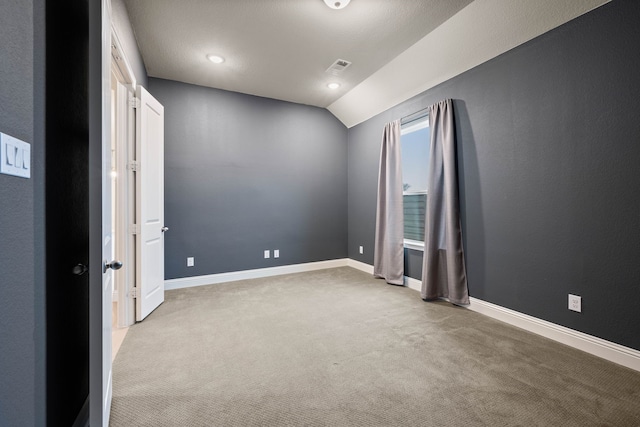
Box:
left=346, top=259, right=640, bottom=372
left=165, top=259, right=350, bottom=290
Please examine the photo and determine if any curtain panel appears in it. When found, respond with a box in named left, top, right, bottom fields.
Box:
left=373, top=120, right=404, bottom=285
left=421, top=99, right=470, bottom=305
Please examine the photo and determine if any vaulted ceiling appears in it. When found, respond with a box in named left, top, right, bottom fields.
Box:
left=124, top=0, right=610, bottom=127
left=124, top=0, right=473, bottom=108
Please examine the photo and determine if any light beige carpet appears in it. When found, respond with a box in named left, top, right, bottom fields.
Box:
left=110, top=267, right=640, bottom=426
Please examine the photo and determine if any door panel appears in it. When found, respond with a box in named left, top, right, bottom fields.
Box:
left=136, top=86, right=165, bottom=321
left=45, top=1, right=91, bottom=425
left=98, top=0, right=113, bottom=424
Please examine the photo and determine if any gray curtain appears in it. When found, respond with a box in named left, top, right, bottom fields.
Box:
left=374, top=120, right=404, bottom=285
left=421, top=100, right=470, bottom=305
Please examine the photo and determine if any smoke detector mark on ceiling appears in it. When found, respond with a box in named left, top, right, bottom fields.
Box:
left=326, top=59, right=352, bottom=76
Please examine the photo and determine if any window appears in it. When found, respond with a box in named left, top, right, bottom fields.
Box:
left=401, top=116, right=430, bottom=250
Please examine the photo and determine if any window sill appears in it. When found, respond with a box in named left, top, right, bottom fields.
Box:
left=404, top=239, right=424, bottom=251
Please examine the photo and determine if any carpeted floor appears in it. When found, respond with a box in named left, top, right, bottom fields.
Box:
left=110, top=267, right=640, bottom=426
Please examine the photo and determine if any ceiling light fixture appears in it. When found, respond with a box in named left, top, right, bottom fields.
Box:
left=327, top=82, right=341, bottom=89
left=323, top=0, right=350, bottom=10
left=207, top=54, right=225, bottom=64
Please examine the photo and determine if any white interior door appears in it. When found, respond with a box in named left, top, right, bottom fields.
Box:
left=135, top=86, right=165, bottom=321
left=101, top=120, right=114, bottom=425
left=99, top=0, right=114, bottom=424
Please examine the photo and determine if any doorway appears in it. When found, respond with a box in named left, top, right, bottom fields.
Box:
left=110, top=30, right=137, bottom=349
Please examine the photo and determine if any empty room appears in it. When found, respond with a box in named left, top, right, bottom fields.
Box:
left=2, top=0, right=640, bottom=426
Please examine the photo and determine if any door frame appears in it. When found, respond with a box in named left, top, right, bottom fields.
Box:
left=111, top=26, right=137, bottom=328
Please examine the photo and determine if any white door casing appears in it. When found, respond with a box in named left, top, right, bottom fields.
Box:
left=135, top=86, right=165, bottom=321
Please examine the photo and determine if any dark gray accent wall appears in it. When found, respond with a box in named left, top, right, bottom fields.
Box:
left=348, top=0, right=640, bottom=351
left=149, top=79, right=348, bottom=280
left=0, top=0, right=41, bottom=425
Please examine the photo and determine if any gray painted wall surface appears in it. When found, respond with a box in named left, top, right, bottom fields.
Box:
left=149, top=79, right=348, bottom=279
left=0, top=1, right=40, bottom=424
left=112, top=0, right=148, bottom=88
left=348, top=0, right=640, bottom=351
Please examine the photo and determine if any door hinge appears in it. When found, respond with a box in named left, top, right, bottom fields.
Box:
left=129, top=224, right=140, bottom=235
left=128, top=161, right=139, bottom=172
left=130, top=96, right=141, bottom=109
left=130, top=287, right=139, bottom=299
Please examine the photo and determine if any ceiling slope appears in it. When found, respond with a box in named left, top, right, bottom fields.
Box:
left=328, top=0, right=610, bottom=128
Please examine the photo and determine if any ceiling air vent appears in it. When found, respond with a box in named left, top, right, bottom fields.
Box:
left=325, top=59, right=352, bottom=75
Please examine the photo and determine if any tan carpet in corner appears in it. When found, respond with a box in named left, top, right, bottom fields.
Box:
left=110, top=267, right=640, bottom=426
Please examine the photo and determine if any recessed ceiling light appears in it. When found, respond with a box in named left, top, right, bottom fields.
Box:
left=323, top=0, right=351, bottom=9
left=207, top=54, right=225, bottom=64
left=327, top=82, right=341, bottom=89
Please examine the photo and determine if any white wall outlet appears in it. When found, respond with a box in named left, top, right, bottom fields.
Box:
left=359, top=246, right=363, bottom=255
left=274, top=249, right=280, bottom=258
left=187, top=257, right=194, bottom=267
left=264, top=250, right=270, bottom=259
left=568, top=294, right=581, bottom=312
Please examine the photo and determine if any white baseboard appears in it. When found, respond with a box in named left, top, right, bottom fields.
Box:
left=165, top=258, right=349, bottom=290
left=347, top=260, right=640, bottom=372
left=346, top=258, right=374, bottom=274
left=465, top=297, right=640, bottom=372
left=404, top=275, right=422, bottom=292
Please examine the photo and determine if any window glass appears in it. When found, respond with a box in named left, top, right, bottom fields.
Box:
left=401, top=117, right=430, bottom=244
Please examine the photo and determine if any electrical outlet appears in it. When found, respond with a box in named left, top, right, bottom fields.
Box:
left=568, top=294, right=581, bottom=312
left=187, top=257, right=194, bottom=267
left=264, top=250, right=270, bottom=259
left=274, top=249, right=280, bottom=258
left=359, top=246, right=363, bottom=254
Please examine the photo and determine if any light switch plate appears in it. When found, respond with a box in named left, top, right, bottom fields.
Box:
left=264, top=250, right=270, bottom=259
left=187, top=257, right=194, bottom=267
left=274, top=249, right=279, bottom=258
left=1, top=132, right=31, bottom=178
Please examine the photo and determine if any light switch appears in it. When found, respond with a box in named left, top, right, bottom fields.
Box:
left=1, top=132, right=30, bottom=178
left=5, top=144, right=15, bottom=165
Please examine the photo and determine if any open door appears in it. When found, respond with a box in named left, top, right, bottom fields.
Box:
left=98, top=0, right=115, bottom=424
left=135, top=86, right=166, bottom=321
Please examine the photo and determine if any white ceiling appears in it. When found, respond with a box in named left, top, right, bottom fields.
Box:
left=123, top=0, right=474, bottom=108
left=124, top=0, right=610, bottom=127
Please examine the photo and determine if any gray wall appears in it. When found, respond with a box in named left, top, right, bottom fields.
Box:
left=112, top=0, right=148, bottom=88
left=348, top=0, right=640, bottom=351
left=149, top=79, right=348, bottom=279
left=0, top=0, right=44, bottom=424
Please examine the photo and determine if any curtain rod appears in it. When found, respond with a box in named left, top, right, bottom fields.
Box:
left=400, top=107, right=429, bottom=124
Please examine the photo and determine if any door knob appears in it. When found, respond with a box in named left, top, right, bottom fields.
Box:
left=72, top=264, right=88, bottom=276
left=161, top=226, right=169, bottom=232
left=104, top=260, right=123, bottom=273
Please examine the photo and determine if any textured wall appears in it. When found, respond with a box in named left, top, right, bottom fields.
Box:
left=149, top=79, right=348, bottom=279
left=0, top=1, right=37, bottom=425
left=347, top=0, right=640, bottom=351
